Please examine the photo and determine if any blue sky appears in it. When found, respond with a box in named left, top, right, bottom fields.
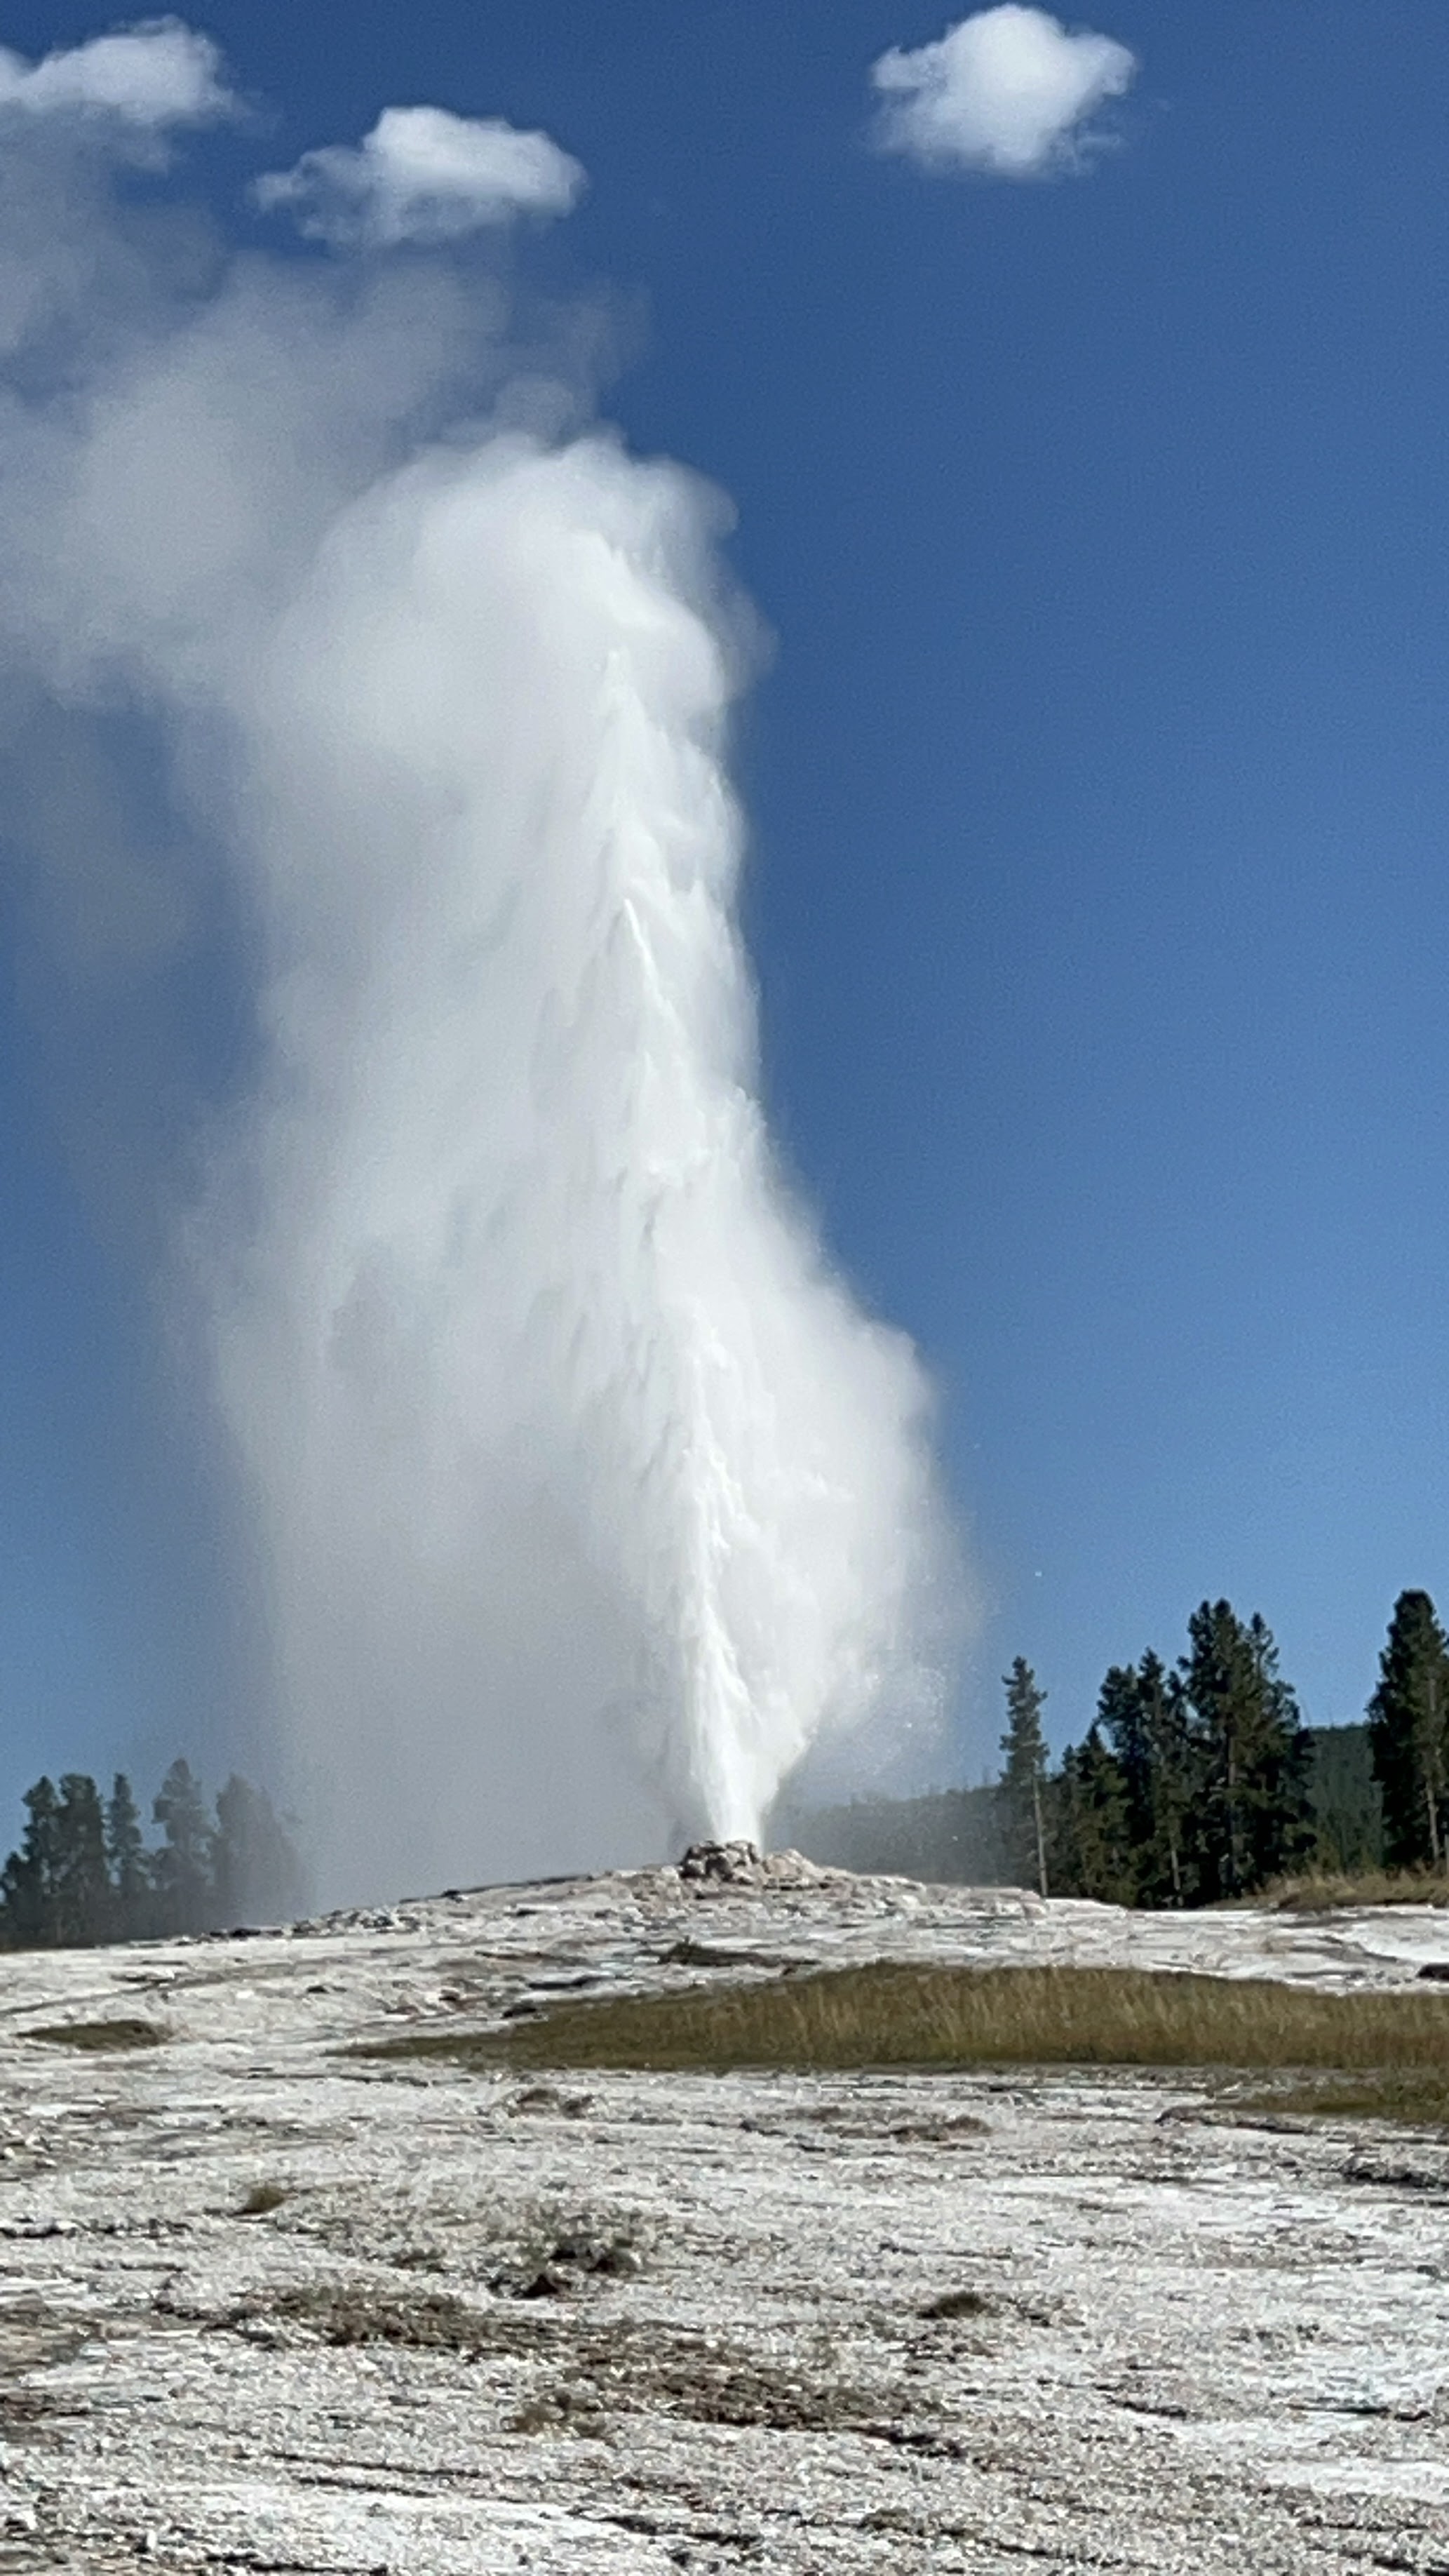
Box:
left=2, top=1, right=1449, bottom=1819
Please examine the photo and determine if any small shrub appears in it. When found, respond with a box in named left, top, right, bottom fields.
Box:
left=493, top=2218, right=645, bottom=2300
left=505, top=2084, right=593, bottom=2118
left=237, top=2180, right=288, bottom=2217
left=921, top=2287, right=994, bottom=2320
left=231, top=2285, right=485, bottom=2352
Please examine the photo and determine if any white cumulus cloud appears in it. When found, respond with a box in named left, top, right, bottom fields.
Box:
left=0, top=18, right=234, bottom=130
left=255, top=104, right=586, bottom=248
left=871, top=4, right=1138, bottom=180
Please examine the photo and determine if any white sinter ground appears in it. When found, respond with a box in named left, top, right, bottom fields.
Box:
left=1, top=1853, right=1448, bottom=2572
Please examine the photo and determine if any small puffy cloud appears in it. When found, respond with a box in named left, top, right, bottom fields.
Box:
left=255, top=105, right=586, bottom=248
left=0, top=18, right=234, bottom=130
left=871, top=5, right=1138, bottom=180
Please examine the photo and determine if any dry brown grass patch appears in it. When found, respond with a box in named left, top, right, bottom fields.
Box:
left=1228, top=2069, right=1449, bottom=2126
left=1254, top=1870, right=1449, bottom=1914
left=358, top=1961, right=1449, bottom=2082
left=230, top=2283, right=485, bottom=2351
left=26, top=2017, right=168, bottom=2051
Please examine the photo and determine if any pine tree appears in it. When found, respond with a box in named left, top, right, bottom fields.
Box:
left=1245, top=1611, right=1313, bottom=1884
left=1097, top=1664, right=1153, bottom=1859
left=50, top=1774, right=110, bottom=1947
left=106, top=1774, right=150, bottom=1940
left=999, top=1658, right=1050, bottom=1896
left=1093, top=1655, right=1196, bottom=1906
left=1137, top=1651, right=1195, bottom=1905
left=1368, top=1591, right=1449, bottom=1872
left=1306, top=1723, right=1384, bottom=1874
left=1180, top=1601, right=1309, bottom=1897
left=153, top=1759, right=213, bottom=1935
left=0, top=1778, right=61, bottom=1947
left=1056, top=1724, right=1135, bottom=1902
left=211, top=1776, right=306, bottom=1926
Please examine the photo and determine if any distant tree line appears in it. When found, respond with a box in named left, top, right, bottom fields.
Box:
left=0, top=1759, right=306, bottom=1950
left=999, top=1589, right=1449, bottom=1905
left=799, top=1589, right=1449, bottom=1905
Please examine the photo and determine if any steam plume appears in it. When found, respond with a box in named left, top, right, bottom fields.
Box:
left=0, top=47, right=960, bottom=1898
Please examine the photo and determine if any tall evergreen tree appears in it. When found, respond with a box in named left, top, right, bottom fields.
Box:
left=51, top=1774, right=110, bottom=1947
left=1138, top=1651, right=1197, bottom=1906
left=999, top=1658, right=1050, bottom=1896
left=1093, top=1654, right=1196, bottom=1905
left=1055, top=1723, right=1135, bottom=1902
left=106, top=1775, right=150, bottom=1940
left=1305, top=1724, right=1384, bottom=1874
left=1368, top=1590, right=1449, bottom=1872
left=1180, top=1600, right=1309, bottom=1896
left=153, top=1759, right=213, bottom=1935
left=0, top=1778, right=60, bottom=1946
left=1098, top=1664, right=1153, bottom=1857
left=211, top=1776, right=306, bottom=1926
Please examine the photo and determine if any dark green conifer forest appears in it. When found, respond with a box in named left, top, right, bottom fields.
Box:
left=0, top=1760, right=306, bottom=1950
left=1036, top=1600, right=1317, bottom=1904
left=804, top=1592, right=1449, bottom=1905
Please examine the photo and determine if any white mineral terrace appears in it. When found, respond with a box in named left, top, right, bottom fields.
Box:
left=1, top=1848, right=1448, bottom=2572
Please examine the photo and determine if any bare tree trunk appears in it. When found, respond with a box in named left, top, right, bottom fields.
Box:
left=1431, top=1677, right=1445, bottom=1877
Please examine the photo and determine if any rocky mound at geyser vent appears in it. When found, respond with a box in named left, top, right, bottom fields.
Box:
left=1, top=1849, right=1448, bottom=2574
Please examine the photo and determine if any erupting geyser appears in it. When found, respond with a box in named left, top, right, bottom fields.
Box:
left=203, top=431, right=954, bottom=1892
left=0, top=44, right=961, bottom=1897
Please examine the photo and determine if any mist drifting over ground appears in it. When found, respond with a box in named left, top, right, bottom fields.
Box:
left=0, top=30, right=964, bottom=1899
